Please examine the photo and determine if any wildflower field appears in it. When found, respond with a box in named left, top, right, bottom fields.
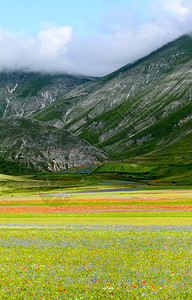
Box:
left=1, top=188, right=192, bottom=225
left=0, top=225, right=192, bottom=300
left=0, top=187, right=192, bottom=299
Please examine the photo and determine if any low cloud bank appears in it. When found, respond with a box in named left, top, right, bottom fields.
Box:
left=0, top=0, right=192, bottom=76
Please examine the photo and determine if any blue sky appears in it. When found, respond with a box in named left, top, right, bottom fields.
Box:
left=0, top=0, right=192, bottom=75
left=0, top=0, right=150, bottom=36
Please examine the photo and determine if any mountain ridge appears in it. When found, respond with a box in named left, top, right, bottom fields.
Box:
left=32, top=34, right=192, bottom=163
left=1, top=34, right=192, bottom=175
left=0, top=71, right=93, bottom=118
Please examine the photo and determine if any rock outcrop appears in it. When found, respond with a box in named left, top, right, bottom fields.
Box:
left=0, top=117, right=108, bottom=172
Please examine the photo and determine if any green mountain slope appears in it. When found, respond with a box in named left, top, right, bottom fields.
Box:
left=33, top=34, right=192, bottom=163
left=1, top=35, right=192, bottom=179
left=0, top=71, right=92, bottom=118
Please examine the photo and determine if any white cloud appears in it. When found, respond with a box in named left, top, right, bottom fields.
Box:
left=38, top=26, right=72, bottom=59
left=0, top=26, right=73, bottom=72
left=160, top=0, right=189, bottom=16
left=0, top=0, right=192, bottom=76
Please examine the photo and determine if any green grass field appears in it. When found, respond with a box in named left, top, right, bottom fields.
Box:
left=1, top=175, right=192, bottom=225
left=1, top=168, right=192, bottom=299
left=0, top=225, right=192, bottom=299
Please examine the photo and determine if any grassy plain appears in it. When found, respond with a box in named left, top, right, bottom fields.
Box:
left=0, top=184, right=192, bottom=225
left=0, top=225, right=192, bottom=299
left=1, top=168, right=192, bottom=299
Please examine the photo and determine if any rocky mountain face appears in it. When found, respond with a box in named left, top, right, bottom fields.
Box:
left=0, top=72, right=102, bottom=173
left=0, top=117, right=108, bottom=172
left=0, top=71, right=92, bottom=118
left=1, top=34, right=192, bottom=173
left=34, top=34, right=192, bottom=161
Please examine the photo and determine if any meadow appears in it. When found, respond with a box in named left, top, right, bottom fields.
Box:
left=1, top=187, right=192, bottom=225
left=0, top=225, right=192, bottom=299
left=1, top=170, right=192, bottom=299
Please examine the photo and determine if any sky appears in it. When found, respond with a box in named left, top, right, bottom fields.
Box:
left=0, top=0, right=192, bottom=76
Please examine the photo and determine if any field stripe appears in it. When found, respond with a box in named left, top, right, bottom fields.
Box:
left=1, top=217, right=192, bottom=225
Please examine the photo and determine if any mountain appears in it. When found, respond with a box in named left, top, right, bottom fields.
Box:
left=0, top=117, right=108, bottom=173
left=0, top=71, right=92, bottom=118
left=1, top=34, right=192, bottom=176
left=33, top=34, right=192, bottom=163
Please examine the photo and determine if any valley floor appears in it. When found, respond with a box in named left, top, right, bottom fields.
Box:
left=0, top=224, right=192, bottom=299
left=0, top=187, right=192, bottom=225
left=1, top=187, right=192, bottom=299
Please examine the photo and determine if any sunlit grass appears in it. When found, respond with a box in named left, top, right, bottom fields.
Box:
left=0, top=225, right=192, bottom=299
left=1, top=217, right=192, bottom=225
